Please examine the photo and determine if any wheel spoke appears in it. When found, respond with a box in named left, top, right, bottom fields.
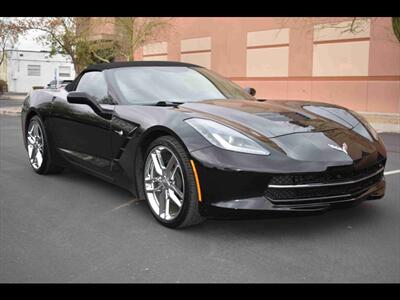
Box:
left=27, top=144, right=34, bottom=159
left=169, top=183, right=183, bottom=199
left=146, top=184, right=163, bottom=193
left=151, top=152, right=163, bottom=175
left=165, top=155, right=176, bottom=178
left=30, top=146, right=37, bottom=161
left=35, top=150, right=43, bottom=169
left=168, top=188, right=182, bottom=208
left=165, top=194, right=171, bottom=220
left=33, top=123, right=39, bottom=138
left=145, top=177, right=156, bottom=183
left=170, top=164, right=179, bottom=180
left=158, top=189, right=167, bottom=219
left=155, top=149, right=166, bottom=168
left=27, top=126, right=35, bottom=144
left=27, top=134, right=35, bottom=145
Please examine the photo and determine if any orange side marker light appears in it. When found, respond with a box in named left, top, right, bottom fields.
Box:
left=190, top=160, right=202, bottom=202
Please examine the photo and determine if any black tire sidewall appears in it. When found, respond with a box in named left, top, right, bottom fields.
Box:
left=143, top=136, right=196, bottom=228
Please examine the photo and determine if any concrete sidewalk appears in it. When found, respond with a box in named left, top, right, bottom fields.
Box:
left=362, top=112, right=399, bottom=134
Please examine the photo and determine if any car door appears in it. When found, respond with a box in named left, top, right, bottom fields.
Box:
left=49, top=71, right=115, bottom=180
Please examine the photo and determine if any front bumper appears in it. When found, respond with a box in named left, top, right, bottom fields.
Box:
left=190, top=146, right=386, bottom=219
left=203, top=177, right=385, bottom=219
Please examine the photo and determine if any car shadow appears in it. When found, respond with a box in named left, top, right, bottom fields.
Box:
left=190, top=202, right=388, bottom=241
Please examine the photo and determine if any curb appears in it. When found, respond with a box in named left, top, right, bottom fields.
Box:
left=0, top=96, right=27, bottom=101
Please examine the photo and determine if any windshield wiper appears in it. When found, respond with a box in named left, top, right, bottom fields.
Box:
left=150, top=101, right=185, bottom=107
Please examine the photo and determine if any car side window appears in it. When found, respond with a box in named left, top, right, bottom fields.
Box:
left=76, top=71, right=114, bottom=104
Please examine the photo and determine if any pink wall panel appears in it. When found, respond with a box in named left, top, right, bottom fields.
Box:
left=287, top=81, right=312, bottom=100
left=366, top=81, right=400, bottom=113
left=310, top=81, right=368, bottom=111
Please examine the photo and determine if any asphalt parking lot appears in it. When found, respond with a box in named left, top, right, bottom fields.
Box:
left=0, top=114, right=399, bottom=283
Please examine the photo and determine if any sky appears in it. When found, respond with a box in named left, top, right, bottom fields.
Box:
left=13, top=30, right=50, bottom=51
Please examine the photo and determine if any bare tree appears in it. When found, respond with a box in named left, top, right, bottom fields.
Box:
left=14, top=17, right=118, bottom=74
left=392, top=17, right=400, bottom=42
left=280, top=17, right=400, bottom=43
left=12, top=17, right=172, bottom=73
left=0, top=18, right=24, bottom=66
left=111, top=17, right=172, bottom=61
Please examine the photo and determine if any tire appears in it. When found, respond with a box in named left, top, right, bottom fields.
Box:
left=143, top=135, right=205, bottom=228
left=26, top=116, right=64, bottom=174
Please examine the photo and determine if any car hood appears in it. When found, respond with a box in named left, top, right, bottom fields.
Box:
left=179, top=99, right=381, bottom=166
left=180, top=99, right=361, bottom=138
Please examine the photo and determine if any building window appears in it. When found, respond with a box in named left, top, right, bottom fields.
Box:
left=246, top=28, right=289, bottom=77
left=27, top=65, right=41, bottom=76
left=312, top=19, right=371, bottom=76
left=180, top=37, right=211, bottom=69
left=59, top=66, right=71, bottom=77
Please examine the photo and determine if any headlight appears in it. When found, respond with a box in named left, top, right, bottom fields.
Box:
left=350, top=111, right=379, bottom=141
left=185, top=118, right=270, bottom=155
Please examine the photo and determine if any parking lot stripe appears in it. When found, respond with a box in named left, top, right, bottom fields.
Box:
left=108, top=199, right=142, bottom=212
left=384, top=169, right=400, bottom=176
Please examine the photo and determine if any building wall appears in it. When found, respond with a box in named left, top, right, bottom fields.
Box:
left=0, top=52, right=7, bottom=82
left=135, top=17, right=400, bottom=114
left=6, top=50, right=76, bottom=93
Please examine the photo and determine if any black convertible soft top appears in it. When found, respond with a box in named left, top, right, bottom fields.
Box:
left=66, top=61, right=202, bottom=91
left=84, top=61, right=201, bottom=72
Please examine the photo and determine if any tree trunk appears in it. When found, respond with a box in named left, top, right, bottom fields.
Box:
left=392, top=17, right=400, bottom=43
left=0, top=51, right=5, bottom=66
left=71, top=57, right=81, bottom=75
left=0, top=45, right=6, bottom=66
left=74, top=64, right=81, bottom=75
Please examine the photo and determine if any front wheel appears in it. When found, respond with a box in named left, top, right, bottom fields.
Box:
left=143, top=136, right=205, bottom=228
left=26, top=116, right=64, bottom=174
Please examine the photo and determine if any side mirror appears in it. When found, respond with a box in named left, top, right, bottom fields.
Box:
left=244, top=87, right=256, bottom=97
left=67, top=92, right=113, bottom=120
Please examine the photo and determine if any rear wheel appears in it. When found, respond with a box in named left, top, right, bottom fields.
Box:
left=26, top=116, right=64, bottom=174
left=143, top=136, right=205, bottom=228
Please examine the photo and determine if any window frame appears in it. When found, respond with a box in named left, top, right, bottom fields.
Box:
left=71, top=70, right=119, bottom=105
left=104, top=66, right=254, bottom=105
left=58, top=66, right=71, bottom=78
left=27, top=64, right=41, bottom=76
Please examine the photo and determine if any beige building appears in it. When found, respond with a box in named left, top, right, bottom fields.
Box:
left=94, top=17, right=400, bottom=114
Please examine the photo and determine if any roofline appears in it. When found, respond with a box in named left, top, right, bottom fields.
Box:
left=83, top=61, right=203, bottom=72
left=4, top=49, right=66, bottom=54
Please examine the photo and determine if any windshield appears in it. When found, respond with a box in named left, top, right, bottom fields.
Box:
left=107, top=66, right=254, bottom=105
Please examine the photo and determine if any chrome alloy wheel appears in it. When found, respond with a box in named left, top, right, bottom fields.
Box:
left=27, top=120, right=44, bottom=170
left=144, top=145, right=185, bottom=221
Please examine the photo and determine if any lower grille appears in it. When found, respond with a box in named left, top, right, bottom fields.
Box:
left=265, top=169, right=384, bottom=206
left=269, top=159, right=385, bottom=186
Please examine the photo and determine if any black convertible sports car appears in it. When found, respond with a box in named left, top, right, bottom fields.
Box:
left=21, top=61, right=387, bottom=228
